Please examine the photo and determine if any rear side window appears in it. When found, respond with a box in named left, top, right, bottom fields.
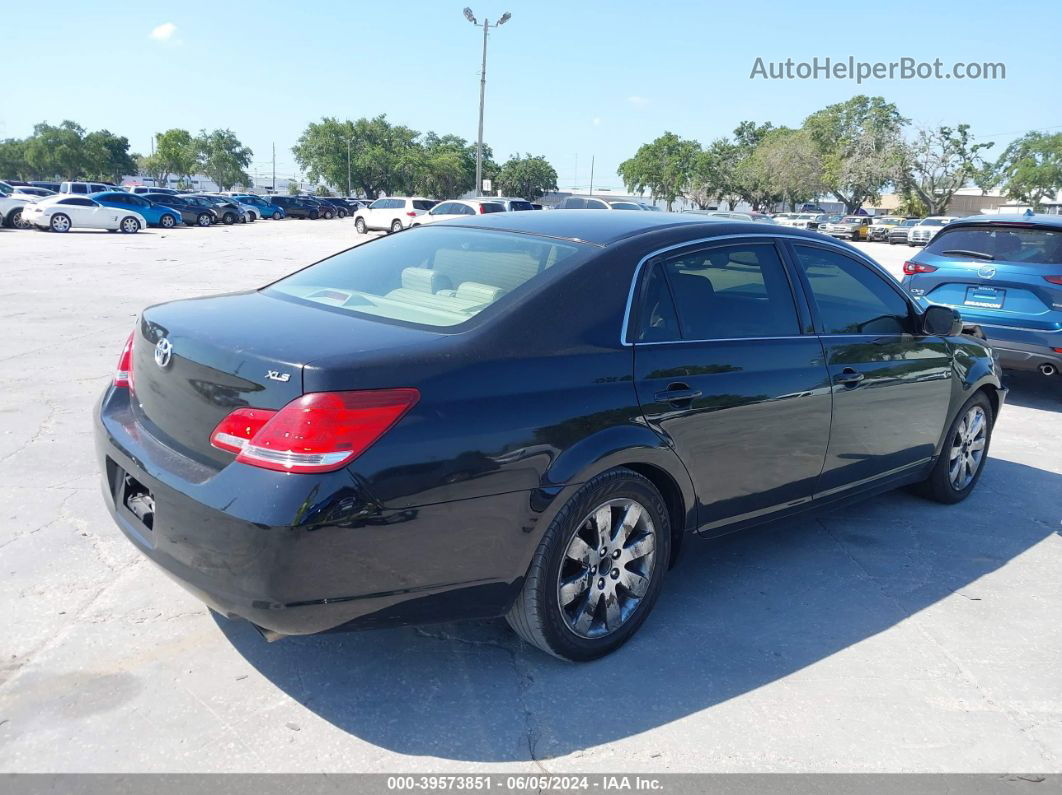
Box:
left=636, top=263, right=680, bottom=342
left=268, top=227, right=585, bottom=328
left=70, top=184, right=88, bottom=194
left=509, top=201, right=533, bottom=211
left=413, top=200, right=436, bottom=211
left=656, top=243, right=799, bottom=340
left=925, top=225, right=1062, bottom=265
left=59, top=198, right=94, bottom=206
left=794, top=245, right=910, bottom=335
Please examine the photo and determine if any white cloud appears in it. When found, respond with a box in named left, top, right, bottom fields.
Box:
left=593, top=117, right=602, bottom=126
left=626, top=95, right=649, bottom=108
left=149, top=22, right=178, bottom=42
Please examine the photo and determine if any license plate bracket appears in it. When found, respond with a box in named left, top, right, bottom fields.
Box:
left=964, top=286, right=1004, bottom=309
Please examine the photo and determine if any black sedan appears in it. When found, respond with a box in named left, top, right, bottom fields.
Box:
left=141, top=193, right=216, bottom=227
left=95, top=212, right=1005, bottom=660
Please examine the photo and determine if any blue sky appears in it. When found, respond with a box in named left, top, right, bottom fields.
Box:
left=3, top=1, right=1060, bottom=192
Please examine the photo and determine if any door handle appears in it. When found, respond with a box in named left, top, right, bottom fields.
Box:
left=654, top=384, right=702, bottom=405
left=835, top=368, right=865, bottom=387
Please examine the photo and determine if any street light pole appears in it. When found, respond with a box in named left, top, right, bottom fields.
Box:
left=464, top=8, right=511, bottom=197
left=346, top=135, right=354, bottom=197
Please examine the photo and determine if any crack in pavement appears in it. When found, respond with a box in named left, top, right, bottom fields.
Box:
left=413, top=626, right=550, bottom=772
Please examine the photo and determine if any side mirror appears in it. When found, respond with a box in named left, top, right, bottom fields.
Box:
left=922, top=304, right=963, bottom=336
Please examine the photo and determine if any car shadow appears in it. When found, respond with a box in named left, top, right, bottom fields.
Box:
left=1003, top=370, right=1061, bottom=411
left=216, top=457, right=1059, bottom=762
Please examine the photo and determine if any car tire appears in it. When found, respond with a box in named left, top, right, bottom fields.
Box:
left=6, top=208, right=24, bottom=229
left=120, top=216, right=140, bottom=234
left=355, top=217, right=367, bottom=234
left=272, top=211, right=283, bottom=221
left=337, top=208, right=348, bottom=218
left=309, top=210, right=320, bottom=220
left=325, top=210, right=335, bottom=220
left=390, top=219, right=403, bottom=233
left=914, top=391, right=994, bottom=505
left=159, top=213, right=176, bottom=229
left=222, top=212, right=236, bottom=225
left=196, top=213, right=212, bottom=227
left=506, top=467, right=671, bottom=661
left=49, top=213, right=71, bottom=233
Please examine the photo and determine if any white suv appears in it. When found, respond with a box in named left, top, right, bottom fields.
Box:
left=353, top=197, right=437, bottom=234
left=0, top=181, right=32, bottom=228
left=59, top=180, right=117, bottom=195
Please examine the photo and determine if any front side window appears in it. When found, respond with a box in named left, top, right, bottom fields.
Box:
left=794, top=245, right=910, bottom=335
left=656, top=242, right=799, bottom=340
left=268, top=227, right=586, bottom=328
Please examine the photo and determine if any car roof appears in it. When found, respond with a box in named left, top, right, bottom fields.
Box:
left=424, top=207, right=826, bottom=246
left=946, top=213, right=1062, bottom=230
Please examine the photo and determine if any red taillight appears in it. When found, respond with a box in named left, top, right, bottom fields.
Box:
left=1044, top=275, right=1062, bottom=285
left=211, top=389, right=419, bottom=474
left=478, top=204, right=486, bottom=214
left=903, top=261, right=938, bottom=275
left=114, top=332, right=134, bottom=388
left=406, top=211, right=416, bottom=217
left=209, top=407, right=278, bottom=454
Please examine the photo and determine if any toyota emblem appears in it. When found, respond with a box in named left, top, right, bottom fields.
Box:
left=154, top=338, right=173, bottom=368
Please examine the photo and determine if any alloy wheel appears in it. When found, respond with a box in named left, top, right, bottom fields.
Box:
left=557, top=498, right=657, bottom=639
left=949, top=406, right=987, bottom=491
left=121, top=217, right=139, bottom=233
left=50, top=214, right=70, bottom=232
left=160, top=214, right=175, bottom=228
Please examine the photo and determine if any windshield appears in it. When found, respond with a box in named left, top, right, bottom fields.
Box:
left=921, top=219, right=947, bottom=226
left=0, top=181, right=11, bottom=196
left=901, top=219, right=919, bottom=227
left=925, top=225, right=1062, bottom=264
left=267, top=227, right=587, bottom=328
left=841, top=216, right=862, bottom=223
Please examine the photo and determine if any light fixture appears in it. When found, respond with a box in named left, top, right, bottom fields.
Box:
left=498, top=12, right=512, bottom=24
left=463, top=7, right=477, bottom=24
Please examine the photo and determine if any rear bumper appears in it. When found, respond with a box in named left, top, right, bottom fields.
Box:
left=988, top=338, right=1062, bottom=372
left=94, top=388, right=530, bottom=636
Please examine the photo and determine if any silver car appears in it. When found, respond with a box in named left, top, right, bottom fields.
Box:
left=907, top=216, right=958, bottom=246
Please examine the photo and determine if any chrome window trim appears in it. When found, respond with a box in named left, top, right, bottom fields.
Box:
left=620, top=232, right=899, bottom=346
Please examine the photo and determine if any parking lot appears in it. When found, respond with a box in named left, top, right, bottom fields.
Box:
left=0, top=220, right=1059, bottom=773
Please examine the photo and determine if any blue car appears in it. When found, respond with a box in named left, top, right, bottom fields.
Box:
left=230, top=194, right=286, bottom=220
left=901, top=213, right=1062, bottom=377
left=90, top=191, right=184, bottom=229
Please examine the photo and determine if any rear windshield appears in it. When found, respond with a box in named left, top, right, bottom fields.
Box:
left=509, top=201, right=534, bottom=211
left=267, top=227, right=586, bottom=328
left=925, top=225, right=1062, bottom=265
left=412, top=200, right=437, bottom=210
left=480, top=202, right=505, bottom=213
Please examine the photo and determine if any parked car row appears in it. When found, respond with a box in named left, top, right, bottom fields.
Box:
left=0, top=178, right=379, bottom=233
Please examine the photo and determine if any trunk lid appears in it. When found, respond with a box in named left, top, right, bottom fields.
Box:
left=131, top=290, right=444, bottom=467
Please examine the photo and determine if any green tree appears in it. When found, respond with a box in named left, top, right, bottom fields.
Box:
left=751, top=128, right=824, bottom=211
left=196, top=128, right=252, bottom=191
left=0, top=139, right=29, bottom=180
left=990, top=131, right=1062, bottom=210
left=803, top=95, right=907, bottom=212
left=81, top=130, right=136, bottom=183
left=314, top=184, right=334, bottom=197
left=685, top=138, right=741, bottom=209
left=288, top=179, right=302, bottom=195
left=23, top=121, right=87, bottom=179
left=496, top=154, right=558, bottom=201
left=293, top=115, right=421, bottom=198
left=407, top=133, right=481, bottom=198
left=618, top=132, right=701, bottom=211
left=153, top=128, right=199, bottom=187
left=897, top=125, right=993, bottom=216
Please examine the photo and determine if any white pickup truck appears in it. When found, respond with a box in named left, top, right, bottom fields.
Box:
left=0, top=181, right=33, bottom=228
